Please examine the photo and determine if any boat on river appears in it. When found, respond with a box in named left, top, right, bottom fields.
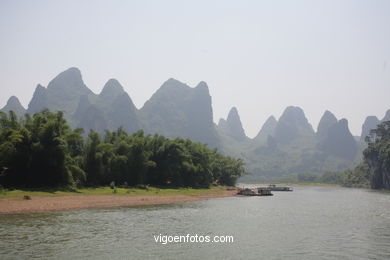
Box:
left=237, top=188, right=273, bottom=196
left=262, top=184, right=293, bottom=191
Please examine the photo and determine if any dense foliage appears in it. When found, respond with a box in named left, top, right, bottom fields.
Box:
left=0, top=110, right=245, bottom=188
left=364, top=121, right=390, bottom=189
left=281, top=122, right=390, bottom=189
left=338, top=163, right=369, bottom=188
left=275, top=165, right=369, bottom=188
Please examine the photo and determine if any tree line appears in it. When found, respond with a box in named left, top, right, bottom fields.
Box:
left=282, top=121, right=390, bottom=189
left=364, top=121, right=390, bottom=189
left=286, top=163, right=370, bottom=188
left=335, top=121, right=390, bottom=189
left=0, top=110, right=245, bottom=188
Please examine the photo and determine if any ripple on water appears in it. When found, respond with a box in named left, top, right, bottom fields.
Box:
left=1, top=186, right=390, bottom=259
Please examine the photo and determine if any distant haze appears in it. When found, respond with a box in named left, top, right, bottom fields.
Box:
left=1, top=0, right=389, bottom=137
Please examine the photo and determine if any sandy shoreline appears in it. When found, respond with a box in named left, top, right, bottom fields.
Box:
left=0, top=188, right=239, bottom=214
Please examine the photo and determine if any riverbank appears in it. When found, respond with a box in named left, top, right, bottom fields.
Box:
left=239, top=182, right=340, bottom=187
left=0, top=186, right=239, bottom=214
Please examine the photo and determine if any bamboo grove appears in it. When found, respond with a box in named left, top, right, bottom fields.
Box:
left=0, top=110, right=245, bottom=188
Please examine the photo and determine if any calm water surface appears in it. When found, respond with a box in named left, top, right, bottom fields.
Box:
left=1, top=186, right=390, bottom=259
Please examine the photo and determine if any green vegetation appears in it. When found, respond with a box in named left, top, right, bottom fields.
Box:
left=303, top=165, right=365, bottom=188
left=313, top=122, right=390, bottom=189
left=0, top=186, right=226, bottom=199
left=251, top=122, right=390, bottom=189
left=364, top=121, right=390, bottom=189
left=339, top=163, right=369, bottom=188
left=319, top=121, right=390, bottom=189
left=267, top=163, right=369, bottom=188
left=0, top=110, right=245, bottom=189
left=230, top=108, right=361, bottom=183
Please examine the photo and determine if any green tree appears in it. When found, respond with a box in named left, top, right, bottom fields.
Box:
left=364, top=121, right=390, bottom=189
left=0, top=109, right=245, bottom=188
left=84, top=130, right=103, bottom=185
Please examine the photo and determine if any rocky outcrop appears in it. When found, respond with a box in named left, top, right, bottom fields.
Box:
left=27, top=84, right=48, bottom=114
left=1, top=96, right=26, bottom=116
left=361, top=116, right=380, bottom=141
left=28, top=68, right=93, bottom=119
left=366, top=156, right=390, bottom=189
left=46, top=67, right=91, bottom=94
left=382, top=109, right=390, bottom=122
left=77, top=105, right=107, bottom=134
left=218, top=107, right=247, bottom=142
left=106, top=93, right=140, bottom=134
left=319, top=119, right=357, bottom=160
left=274, top=106, right=314, bottom=144
left=12, top=69, right=219, bottom=146
left=3, top=67, right=377, bottom=182
left=140, top=78, right=219, bottom=147
left=254, top=116, right=277, bottom=142
left=364, top=121, right=390, bottom=189
left=360, top=110, right=390, bottom=141
left=317, top=111, right=338, bottom=138
left=72, top=78, right=140, bottom=134
left=99, top=79, right=126, bottom=103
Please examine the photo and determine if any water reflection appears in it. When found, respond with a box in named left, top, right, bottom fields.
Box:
left=1, top=187, right=390, bottom=259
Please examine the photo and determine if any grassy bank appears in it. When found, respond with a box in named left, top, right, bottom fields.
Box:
left=0, top=186, right=227, bottom=200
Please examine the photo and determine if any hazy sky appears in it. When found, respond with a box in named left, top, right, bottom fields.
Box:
left=1, top=0, right=389, bottom=137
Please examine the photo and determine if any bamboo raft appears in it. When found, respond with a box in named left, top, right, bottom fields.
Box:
left=237, top=188, right=273, bottom=196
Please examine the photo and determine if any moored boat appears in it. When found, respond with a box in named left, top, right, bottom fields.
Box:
left=256, top=184, right=293, bottom=191
left=265, top=184, right=293, bottom=191
left=257, top=188, right=273, bottom=196
left=237, top=188, right=273, bottom=196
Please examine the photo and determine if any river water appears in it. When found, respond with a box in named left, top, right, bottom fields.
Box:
left=1, top=186, right=390, bottom=259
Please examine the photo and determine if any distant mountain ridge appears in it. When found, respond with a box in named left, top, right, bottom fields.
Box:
left=28, top=68, right=93, bottom=116
left=1, top=96, right=26, bottom=116
left=2, top=68, right=219, bottom=147
left=139, top=78, right=219, bottom=146
left=273, top=106, right=315, bottom=144
left=227, top=106, right=362, bottom=181
left=360, top=110, right=390, bottom=141
left=1, top=67, right=388, bottom=181
left=217, top=107, right=247, bottom=142
left=317, top=110, right=338, bottom=138
left=254, top=116, right=277, bottom=142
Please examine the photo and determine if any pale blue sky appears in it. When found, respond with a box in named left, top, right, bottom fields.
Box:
left=1, top=0, right=389, bottom=137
